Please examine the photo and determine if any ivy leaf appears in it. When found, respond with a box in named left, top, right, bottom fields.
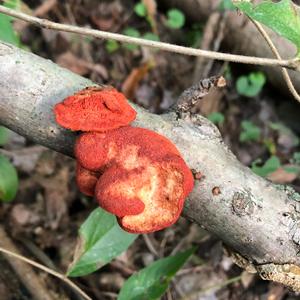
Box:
left=122, top=27, right=141, bottom=51
left=233, top=0, right=300, bottom=53
left=239, top=121, right=261, bottom=143
left=236, top=72, right=266, bottom=97
left=143, top=32, right=160, bottom=41
left=251, top=155, right=281, bottom=177
left=293, top=152, right=300, bottom=164
left=219, top=0, right=235, bottom=11
left=118, top=248, right=195, bottom=300
left=207, top=112, right=225, bottom=125
left=166, top=9, right=185, bottom=29
left=0, top=126, right=9, bottom=146
left=134, top=2, right=147, bottom=17
left=0, top=155, right=18, bottom=202
left=0, top=0, right=21, bottom=46
left=105, top=40, right=120, bottom=53
left=67, top=208, right=137, bottom=277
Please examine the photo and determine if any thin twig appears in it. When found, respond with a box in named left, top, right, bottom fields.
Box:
left=142, top=234, right=159, bottom=257
left=251, top=18, right=300, bottom=103
left=0, top=5, right=298, bottom=70
left=33, top=0, right=57, bottom=17
left=0, top=226, right=54, bottom=300
left=0, top=246, right=92, bottom=300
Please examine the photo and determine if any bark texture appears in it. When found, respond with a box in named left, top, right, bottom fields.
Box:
left=162, top=0, right=300, bottom=98
left=1, top=42, right=300, bottom=289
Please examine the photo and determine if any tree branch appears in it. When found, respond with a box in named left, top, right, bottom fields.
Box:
left=1, top=42, right=300, bottom=290
left=0, top=5, right=299, bottom=70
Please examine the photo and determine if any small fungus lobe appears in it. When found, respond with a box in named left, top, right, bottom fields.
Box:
left=54, top=86, right=136, bottom=132
left=54, top=86, right=194, bottom=233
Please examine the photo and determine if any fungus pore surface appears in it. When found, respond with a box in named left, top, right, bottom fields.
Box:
left=54, top=87, right=194, bottom=233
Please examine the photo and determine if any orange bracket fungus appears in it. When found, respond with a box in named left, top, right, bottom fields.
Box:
left=54, top=86, right=194, bottom=233
left=54, top=86, right=136, bottom=132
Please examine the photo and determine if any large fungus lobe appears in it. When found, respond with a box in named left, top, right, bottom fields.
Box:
left=54, top=87, right=194, bottom=233
left=75, top=127, right=194, bottom=233
left=54, top=86, right=136, bottom=132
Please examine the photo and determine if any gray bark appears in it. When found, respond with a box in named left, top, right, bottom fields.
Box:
left=162, top=0, right=300, bottom=98
left=1, top=42, right=300, bottom=289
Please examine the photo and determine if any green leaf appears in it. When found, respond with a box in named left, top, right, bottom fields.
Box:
left=122, top=27, right=141, bottom=51
left=118, top=248, right=195, bottom=300
left=0, top=126, right=9, bottom=146
left=239, top=120, right=261, bottom=143
left=105, top=40, right=120, bottom=53
left=134, top=2, right=147, bottom=17
left=0, top=0, right=21, bottom=45
left=251, top=155, right=281, bottom=177
left=236, top=72, right=266, bottom=97
left=219, top=0, right=235, bottom=11
left=284, top=166, right=300, bottom=174
left=0, top=155, right=18, bottom=202
left=233, top=0, right=300, bottom=52
left=67, top=208, right=137, bottom=277
left=143, top=32, right=160, bottom=41
left=293, top=152, right=300, bottom=164
left=166, top=9, right=185, bottom=29
left=185, top=23, right=203, bottom=48
left=207, top=112, right=225, bottom=125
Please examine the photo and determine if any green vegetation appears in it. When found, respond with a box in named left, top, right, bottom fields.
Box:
left=236, top=72, right=266, bottom=97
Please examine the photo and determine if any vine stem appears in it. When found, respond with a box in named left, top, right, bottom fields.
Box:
left=0, top=4, right=299, bottom=70
left=0, top=246, right=92, bottom=300
left=250, top=18, right=300, bottom=103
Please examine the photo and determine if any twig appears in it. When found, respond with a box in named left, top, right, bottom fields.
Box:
left=34, top=0, right=57, bottom=17
left=0, top=234, right=92, bottom=300
left=250, top=18, right=300, bottom=103
left=0, top=5, right=298, bottom=70
left=0, top=226, right=54, bottom=300
left=193, top=12, right=222, bottom=81
left=19, top=237, right=86, bottom=300
left=142, top=234, right=159, bottom=257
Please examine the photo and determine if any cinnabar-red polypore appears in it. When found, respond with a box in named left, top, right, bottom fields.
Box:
left=54, top=86, right=136, bottom=132
left=54, top=86, right=194, bottom=233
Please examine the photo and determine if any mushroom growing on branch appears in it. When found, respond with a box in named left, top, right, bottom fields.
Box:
left=54, top=86, right=194, bottom=233
left=54, top=86, right=136, bottom=132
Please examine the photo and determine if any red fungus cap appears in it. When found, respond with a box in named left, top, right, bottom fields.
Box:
left=75, top=127, right=194, bottom=233
left=54, top=86, right=137, bottom=132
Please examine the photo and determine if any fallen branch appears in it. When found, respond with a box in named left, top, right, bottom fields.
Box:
left=0, top=5, right=299, bottom=70
left=1, top=42, right=300, bottom=290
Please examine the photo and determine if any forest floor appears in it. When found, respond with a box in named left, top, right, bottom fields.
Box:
left=1, top=0, right=300, bottom=299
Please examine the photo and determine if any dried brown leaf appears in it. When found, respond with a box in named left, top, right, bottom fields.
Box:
left=121, top=62, right=151, bottom=99
left=56, top=51, right=108, bottom=79
left=267, top=165, right=299, bottom=184
left=56, top=52, right=89, bottom=75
